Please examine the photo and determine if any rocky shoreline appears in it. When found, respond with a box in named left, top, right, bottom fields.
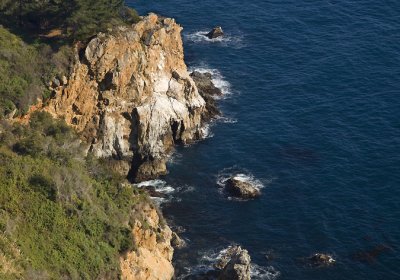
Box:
left=38, top=13, right=220, bottom=183
left=23, top=13, right=223, bottom=280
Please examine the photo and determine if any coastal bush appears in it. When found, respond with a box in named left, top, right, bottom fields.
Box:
left=0, top=113, right=144, bottom=278
left=0, top=27, right=73, bottom=119
left=0, top=2, right=147, bottom=278
left=0, top=0, right=141, bottom=41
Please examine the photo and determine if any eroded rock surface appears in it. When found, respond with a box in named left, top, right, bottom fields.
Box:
left=190, top=71, right=221, bottom=122
left=120, top=202, right=174, bottom=280
left=216, top=246, right=251, bottom=280
left=41, top=13, right=212, bottom=181
left=206, top=26, right=224, bottom=39
left=225, top=176, right=261, bottom=199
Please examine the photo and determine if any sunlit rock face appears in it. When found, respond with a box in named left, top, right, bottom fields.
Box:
left=44, top=13, right=208, bottom=181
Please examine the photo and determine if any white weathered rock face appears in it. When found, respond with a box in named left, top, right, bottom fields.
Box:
left=43, top=14, right=207, bottom=181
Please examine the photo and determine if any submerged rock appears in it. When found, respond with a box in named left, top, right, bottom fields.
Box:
left=307, top=253, right=336, bottom=267
left=225, top=176, right=261, bottom=199
left=352, top=244, right=392, bottom=263
left=216, top=246, right=251, bottom=280
left=206, top=26, right=224, bottom=39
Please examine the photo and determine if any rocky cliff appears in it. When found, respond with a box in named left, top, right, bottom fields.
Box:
left=42, top=13, right=211, bottom=181
left=120, top=202, right=174, bottom=280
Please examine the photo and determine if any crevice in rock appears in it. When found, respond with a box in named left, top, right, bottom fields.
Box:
left=99, top=71, right=116, bottom=91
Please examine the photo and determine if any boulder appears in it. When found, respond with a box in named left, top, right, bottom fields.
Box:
left=216, top=246, right=251, bottom=280
left=206, top=26, right=224, bottom=39
left=171, top=232, right=186, bottom=249
left=61, top=75, right=68, bottom=85
left=307, top=253, right=335, bottom=267
left=51, top=77, right=60, bottom=88
left=225, top=176, right=261, bottom=199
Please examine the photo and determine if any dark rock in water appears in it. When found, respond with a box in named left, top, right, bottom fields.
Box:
left=171, top=232, right=186, bottom=249
left=171, top=225, right=186, bottom=234
left=190, top=71, right=221, bottom=122
left=216, top=246, right=251, bottom=280
left=190, top=71, right=222, bottom=96
left=225, top=176, right=261, bottom=199
left=142, top=185, right=167, bottom=198
left=307, top=253, right=335, bottom=267
left=264, top=249, right=277, bottom=261
left=206, top=26, right=224, bottom=39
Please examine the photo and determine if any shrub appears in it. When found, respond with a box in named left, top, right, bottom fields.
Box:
left=0, top=114, right=145, bottom=278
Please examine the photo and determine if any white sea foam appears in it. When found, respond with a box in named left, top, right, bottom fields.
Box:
left=251, top=264, right=281, bottom=280
left=184, top=30, right=245, bottom=48
left=137, top=179, right=174, bottom=193
left=175, top=184, right=195, bottom=193
left=167, top=152, right=183, bottom=165
left=216, top=168, right=266, bottom=190
left=189, top=65, right=233, bottom=97
left=201, top=123, right=215, bottom=139
left=177, top=246, right=280, bottom=280
left=216, top=115, right=238, bottom=124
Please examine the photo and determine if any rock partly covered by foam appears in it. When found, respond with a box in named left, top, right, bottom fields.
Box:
left=225, top=176, right=261, bottom=199
left=215, top=246, right=251, bottom=280
left=190, top=71, right=221, bottom=122
left=206, top=26, right=224, bottom=39
left=307, top=253, right=336, bottom=267
left=40, top=13, right=212, bottom=181
left=171, top=232, right=186, bottom=249
left=120, top=202, right=174, bottom=280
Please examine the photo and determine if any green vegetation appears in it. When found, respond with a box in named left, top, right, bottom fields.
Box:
left=0, top=112, right=147, bottom=279
left=0, top=25, right=73, bottom=118
left=0, top=2, right=147, bottom=278
left=0, top=0, right=140, bottom=119
left=0, top=0, right=140, bottom=41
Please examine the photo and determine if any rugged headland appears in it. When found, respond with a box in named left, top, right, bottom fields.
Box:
left=22, top=13, right=219, bottom=279
left=38, top=13, right=217, bottom=182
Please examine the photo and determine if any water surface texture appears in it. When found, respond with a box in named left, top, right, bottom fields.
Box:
left=129, top=1, right=400, bottom=279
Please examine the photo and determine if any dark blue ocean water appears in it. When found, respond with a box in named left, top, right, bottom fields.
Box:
left=129, top=1, right=400, bottom=279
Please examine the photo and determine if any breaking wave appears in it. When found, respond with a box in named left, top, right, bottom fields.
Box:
left=189, top=65, right=233, bottom=97
left=177, top=246, right=280, bottom=280
left=216, top=167, right=267, bottom=190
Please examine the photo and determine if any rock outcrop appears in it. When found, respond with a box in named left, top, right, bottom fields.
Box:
left=306, top=253, right=335, bottom=267
left=171, top=232, right=186, bottom=249
left=206, top=26, right=224, bottom=39
left=40, top=13, right=213, bottom=181
left=120, top=202, right=174, bottom=280
left=215, top=246, right=251, bottom=280
left=190, top=71, right=221, bottom=122
left=225, top=176, right=261, bottom=199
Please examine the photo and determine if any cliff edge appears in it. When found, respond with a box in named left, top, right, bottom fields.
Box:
left=120, top=202, right=174, bottom=280
left=42, top=13, right=210, bottom=181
